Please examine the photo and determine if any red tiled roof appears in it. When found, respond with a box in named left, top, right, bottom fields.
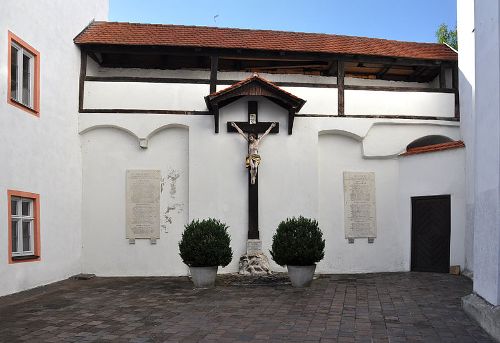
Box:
left=74, top=21, right=457, bottom=61
left=400, top=141, right=465, bottom=156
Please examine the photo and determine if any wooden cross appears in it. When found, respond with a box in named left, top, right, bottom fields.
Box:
left=227, top=101, right=279, bottom=239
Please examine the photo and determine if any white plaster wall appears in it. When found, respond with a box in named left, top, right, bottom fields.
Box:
left=81, top=127, right=189, bottom=276
left=84, top=67, right=453, bottom=117
left=345, top=90, right=455, bottom=117
left=471, top=0, right=500, bottom=306
left=458, top=0, right=476, bottom=276
left=362, top=122, right=460, bottom=158
left=0, top=0, right=108, bottom=296
left=79, top=98, right=462, bottom=275
left=281, top=87, right=337, bottom=115
left=318, top=135, right=465, bottom=274
left=78, top=97, right=319, bottom=275
left=84, top=82, right=209, bottom=111
left=0, top=0, right=468, bottom=296
left=345, top=77, right=432, bottom=88
left=87, top=67, right=432, bottom=89
left=399, top=149, right=466, bottom=269
left=318, top=134, right=403, bottom=273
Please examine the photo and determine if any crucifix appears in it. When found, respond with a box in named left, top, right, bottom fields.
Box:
left=227, top=101, right=279, bottom=240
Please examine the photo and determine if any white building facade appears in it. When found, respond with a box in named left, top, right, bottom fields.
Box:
left=0, top=0, right=108, bottom=296
left=458, top=0, right=500, bottom=339
left=75, top=23, right=465, bottom=278
left=2, top=1, right=470, bottom=298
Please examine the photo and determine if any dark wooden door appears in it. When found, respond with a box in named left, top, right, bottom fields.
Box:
left=411, top=195, right=451, bottom=273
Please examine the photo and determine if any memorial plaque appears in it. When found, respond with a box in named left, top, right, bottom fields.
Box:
left=343, top=172, right=377, bottom=239
left=246, top=239, right=262, bottom=255
left=126, top=170, right=161, bottom=239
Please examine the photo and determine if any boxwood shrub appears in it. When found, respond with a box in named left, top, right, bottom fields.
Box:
left=270, top=216, right=325, bottom=266
left=179, top=218, right=233, bottom=267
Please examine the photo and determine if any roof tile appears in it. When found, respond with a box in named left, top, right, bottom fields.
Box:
left=401, top=141, right=465, bottom=156
left=74, top=21, right=457, bottom=61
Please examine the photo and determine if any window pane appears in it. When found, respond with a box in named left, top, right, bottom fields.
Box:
left=11, top=199, right=18, bottom=215
left=22, top=201, right=31, bottom=216
left=22, top=54, right=31, bottom=106
left=10, top=45, right=19, bottom=100
left=11, top=221, right=18, bottom=252
left=22, top=221, right=31, bottom=252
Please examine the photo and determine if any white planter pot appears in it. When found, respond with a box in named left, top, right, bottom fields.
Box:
left=287, top=265, right=316, bottom=287
left=189, top=266, right=218, bottom=288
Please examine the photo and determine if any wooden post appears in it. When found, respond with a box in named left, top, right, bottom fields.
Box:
left=248, top=172, right=259, bottom=239
left=78, top=50, right=87, bottom=113
left=452, top=62, right=460, bottom=119
left=210, top=55, right=218, bottom=94
left=213, top=104, right=219, bottom=133
left=337, top=59, right=345, bottom=116
left=247, top=101, right=259, bottom=239
left=439, top=64, right=447, bottom=89
left=288, top=109, right=295, bottom=135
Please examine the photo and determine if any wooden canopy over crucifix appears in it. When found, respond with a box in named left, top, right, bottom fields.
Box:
left=204, top=74, right=306, bottom=134
left=205, top=75, right=305, bottom=241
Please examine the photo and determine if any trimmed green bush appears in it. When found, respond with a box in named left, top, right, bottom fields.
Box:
left=179, top=218, right=233, bottom=267
left=270, top=216, right=325, bottom=266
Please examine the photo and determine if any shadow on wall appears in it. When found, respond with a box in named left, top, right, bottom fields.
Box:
left=80, top=126, right=190, bottom=276
left=458, top=67, right=475, bottom=277
left=80, top=123, right=190, bottom=149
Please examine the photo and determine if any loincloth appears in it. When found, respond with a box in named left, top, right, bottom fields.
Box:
left=245, top=154, right=261, bottom=168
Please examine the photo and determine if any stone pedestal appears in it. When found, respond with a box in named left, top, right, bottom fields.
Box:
left=239, top=239, right=272, bottom=275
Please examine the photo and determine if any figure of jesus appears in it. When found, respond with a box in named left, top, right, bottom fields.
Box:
left=231, top=121, right=277, bottom=185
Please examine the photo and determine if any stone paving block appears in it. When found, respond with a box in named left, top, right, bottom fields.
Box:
left=0, top=272, right=495, bottom=342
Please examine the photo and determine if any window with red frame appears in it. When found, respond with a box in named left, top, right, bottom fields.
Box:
left=8, top=31, right=40, bottom=115
left=8, top=191, right=40, bottom=263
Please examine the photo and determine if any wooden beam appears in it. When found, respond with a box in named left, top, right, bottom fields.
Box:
left=78, top=50, right=87, bottom=112
left=327, top=60, right=338, bottom=76
left=210, top=55, right=219, bottom=94
left=347, top=55, right=446, bottom=67
left=296, top=113, right=459, bottom=121
left=250, top=63, right=327, bottom=70
left=85, top=76, right=337, bottom=88
left=86, top=76, right=211, bottom=84
left=213, top=105, right=220, bottom=133
left=79, top=108, right=459, bottom=122
left=452, top=62, right=460, bottom=119
left=376, top=65, right=391, bottom=78
left=406, top=66, right=428, bottom=82
left=412, top=66, right=428, bottom=77
left=87, top=51, right=103, bottom=64
left=344, top=85, right=456, bottom=93
left=82, top=44, right=452, bottom=67
left=377, top=74, right=436, bottom=83
left=439, top=64, right=447, bottom=88
left=248, top=172, right=259, bottom=239
left=404, top=66, right=428, bottom=82
left=338, top=59, right=345, bottom=116
left=226, top=122, right=279, bottom=134
left=79, top=109, right=210, bottom=115
left=247, top=101, right=259, bottom=239
left=288, top=109, right=295, bottom=135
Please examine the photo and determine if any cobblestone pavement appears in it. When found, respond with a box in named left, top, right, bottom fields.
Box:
left=0, top=272, right=493, bottom=342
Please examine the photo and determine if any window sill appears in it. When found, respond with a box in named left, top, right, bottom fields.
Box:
left=11, top=255, right=39, bottom=261
left=8, top=98, right=39, bottom=117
